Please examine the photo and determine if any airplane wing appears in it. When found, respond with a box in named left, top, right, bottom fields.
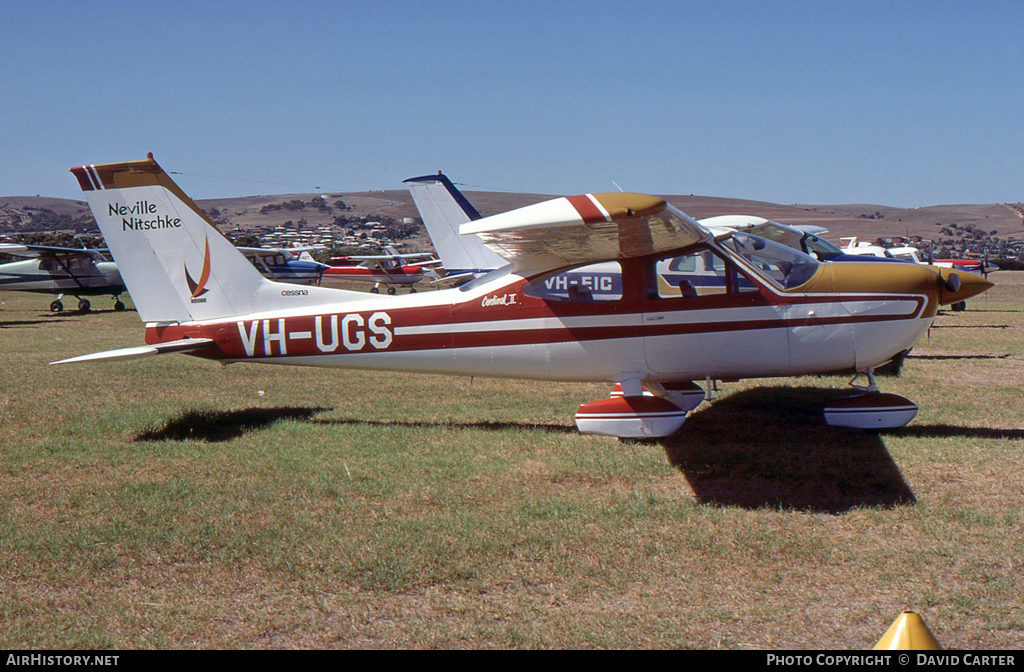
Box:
left=698, top=215, right=768, bottom=229
left=0, top=243, right=110, bottom=261
left=51, top=337, right=216, bottom=365
left=237, top=245, right=325, bottom=258
left=697, top=216, right=828, bottom=237
left=791, top=224, right=828, bottom=235
left=459, top=193, right=709, bottom=277
left=0, top=243, right=29, bottom=254
left=336, top=252, right=433, bottom=262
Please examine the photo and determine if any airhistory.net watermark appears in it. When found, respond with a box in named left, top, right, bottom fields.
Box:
left=6, top=655, right=119, bottom=667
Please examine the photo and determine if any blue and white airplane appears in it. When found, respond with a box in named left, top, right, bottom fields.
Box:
left=237, top=245, right=329, bottom=285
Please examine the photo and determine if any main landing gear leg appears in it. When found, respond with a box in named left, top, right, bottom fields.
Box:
left=824, top=368, right=918, bottom=429
left=849, top=370, right=879, bottom=393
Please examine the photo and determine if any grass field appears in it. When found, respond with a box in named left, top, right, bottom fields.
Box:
left=1, top=274, right=1022, bottom=649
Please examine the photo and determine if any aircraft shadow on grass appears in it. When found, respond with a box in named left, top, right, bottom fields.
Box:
left=1, top=318, right=72, bottom=328
left=0, top=308, right=137, bottom=328
left=135, top=406, right=331, bottom=442
left=132, top=391, right=1018, bottom=512
left=44, top=307, right=137, bottom=317
left=661, top=386, right=917, bottom=514
left=311, top=417, right=580, bottom=435
left=907, top=353, right=1012, bottom=361
left=134, top=406, right=578, bottom=443
left=897, top=424, right=1024, bottom=441
left=952, top=309, right=1024, bottom=314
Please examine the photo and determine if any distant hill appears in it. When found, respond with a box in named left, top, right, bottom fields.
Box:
left=200, top=191, right=1024, bottom=247
left=4, top=190, right=1022, bottom=252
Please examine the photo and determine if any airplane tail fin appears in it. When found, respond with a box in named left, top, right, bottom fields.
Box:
left=70, top=156, right=351, bottom=323
left=404, top=172, right=505, bottom=274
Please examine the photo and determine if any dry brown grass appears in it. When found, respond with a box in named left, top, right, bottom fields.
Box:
left=0, top=274, right=1022, bottom=649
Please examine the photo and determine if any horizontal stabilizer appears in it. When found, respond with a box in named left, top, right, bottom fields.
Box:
left=51, top=337, right=215, bottom=365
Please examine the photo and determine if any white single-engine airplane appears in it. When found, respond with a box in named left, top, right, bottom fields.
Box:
left=56, top=157, right=992, bottom=437
left=0, top=243, right=127, bottom=312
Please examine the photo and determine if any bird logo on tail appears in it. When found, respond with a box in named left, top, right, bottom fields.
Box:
left=185, top=237, right=211, bottom=299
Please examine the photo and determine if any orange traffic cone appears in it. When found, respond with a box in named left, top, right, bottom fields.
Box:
left=873, top=611, right=942, bottom=650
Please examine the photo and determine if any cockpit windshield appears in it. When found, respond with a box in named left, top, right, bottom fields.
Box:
left=719, top=232, right=820, bottom=290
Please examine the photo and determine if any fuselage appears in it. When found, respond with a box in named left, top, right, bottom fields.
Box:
left=144, top=238, right=966, bottom=385
left=251, top=258, right=326, bottom=285
left=0, top=258, right=124, bottom=295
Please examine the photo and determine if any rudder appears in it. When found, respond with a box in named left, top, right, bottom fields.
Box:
left=72, top=156, right=272, bottom=323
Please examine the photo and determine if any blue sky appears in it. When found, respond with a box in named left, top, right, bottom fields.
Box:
left=1, top=1, right=1022, bottom=206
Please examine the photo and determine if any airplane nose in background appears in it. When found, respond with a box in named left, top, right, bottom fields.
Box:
left=939, top=268, right=994, bottom=306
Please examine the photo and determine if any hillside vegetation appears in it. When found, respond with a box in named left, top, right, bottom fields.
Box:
left=3, top=191, right=1022, bottom=263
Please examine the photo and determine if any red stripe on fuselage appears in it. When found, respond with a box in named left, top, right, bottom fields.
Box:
left=145, top=278, right=927, bottom=362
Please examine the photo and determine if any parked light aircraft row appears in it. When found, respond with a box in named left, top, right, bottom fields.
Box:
left=841, top=237, right=998, bottom=276
left=0, top=241, right=333, bottom=311
left=840, top=237, right=997, bottom=311
left=53, top=156, right=992, bottom=438
left=1, top=233, right=440, bottom=313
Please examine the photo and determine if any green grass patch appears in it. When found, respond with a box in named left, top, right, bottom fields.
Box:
left=1, top=277, right=1023, bottom=648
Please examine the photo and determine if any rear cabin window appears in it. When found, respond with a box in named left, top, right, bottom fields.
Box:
left=523, top=262, right=623, bottom=302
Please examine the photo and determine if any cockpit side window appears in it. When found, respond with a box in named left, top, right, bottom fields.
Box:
left=647, top=248, right=757, bottom=299
left=720, top=232, right=820, bottom=290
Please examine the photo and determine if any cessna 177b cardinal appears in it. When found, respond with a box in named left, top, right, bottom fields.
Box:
left=56, top=156, right=992, bottom=438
